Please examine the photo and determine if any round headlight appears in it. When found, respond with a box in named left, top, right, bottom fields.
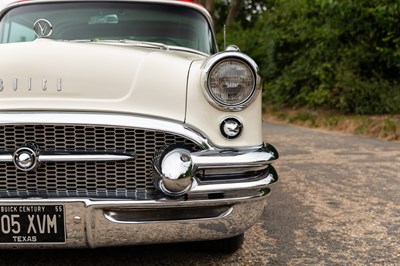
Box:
left=207, top=58, right=256, bottom=107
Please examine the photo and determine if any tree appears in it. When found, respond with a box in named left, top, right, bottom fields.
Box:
left=225, top=0, right=241, bottom=26
left=215, top=0, right=268, bottom=30
left=194, top=0, right=216, bottom=24
left=195, top=0, right=268, bottom=30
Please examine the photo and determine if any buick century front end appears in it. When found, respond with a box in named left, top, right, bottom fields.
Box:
left=0, top=0, right=278, bottom=252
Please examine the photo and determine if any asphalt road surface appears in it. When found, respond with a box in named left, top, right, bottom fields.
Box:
left=0, top=121, right=399, bottom=265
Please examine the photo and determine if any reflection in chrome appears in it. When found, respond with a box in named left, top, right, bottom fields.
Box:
left=160, top=149, right=194, bottom=180
left=153, top=146, right=196, bottom=196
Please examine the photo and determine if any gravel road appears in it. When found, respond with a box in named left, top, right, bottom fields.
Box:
left=0, top=121, right=399, bottom=265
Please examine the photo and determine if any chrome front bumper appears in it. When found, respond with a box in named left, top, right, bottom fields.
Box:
left=0, top=187, right=272, bottom=248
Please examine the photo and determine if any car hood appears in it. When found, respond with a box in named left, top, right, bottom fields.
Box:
left=0, top=39, right=204, bottom=121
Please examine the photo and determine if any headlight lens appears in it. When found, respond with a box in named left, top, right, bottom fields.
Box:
left=207, top=59, right=255, bottom=106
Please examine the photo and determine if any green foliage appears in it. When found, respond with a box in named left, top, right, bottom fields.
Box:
left=222, top=0, right=400, bottom=114
left=381, top=118, right=399, bottom=138
left=214, top=0, right=268, bottom=31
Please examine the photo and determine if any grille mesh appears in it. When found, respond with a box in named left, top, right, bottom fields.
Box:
left=0, top=125, right=200, bottom=198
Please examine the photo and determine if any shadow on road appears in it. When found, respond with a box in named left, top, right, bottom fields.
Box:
left=0, top=242, right=233, bottom=265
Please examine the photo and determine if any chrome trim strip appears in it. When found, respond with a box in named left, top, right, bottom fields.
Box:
left=0, top=150, right=135, bottom=163
left=0, top=154, right=12, bottom=162
left=39, top=152, right=135, bottom=162
left=0, top=195, right=265, bottom=207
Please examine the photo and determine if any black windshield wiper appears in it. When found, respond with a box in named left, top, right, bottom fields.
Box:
left=64, top=39, right=95, bottom=43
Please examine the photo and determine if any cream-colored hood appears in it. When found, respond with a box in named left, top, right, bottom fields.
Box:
left=0, top=39, right=201, bottom=121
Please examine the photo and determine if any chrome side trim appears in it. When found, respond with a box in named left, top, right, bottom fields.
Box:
left=190, top=170, right=276, bottom=195
left=0, top=154, right=12, bottom=162
left=0, top=191, right=267, bottom=207
left=192, top=144, right=278, bottom=170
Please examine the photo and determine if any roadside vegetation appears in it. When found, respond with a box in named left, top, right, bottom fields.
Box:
left=197, top=0, right=400, bottom=140
left=263, top=105, right=400, bottom=141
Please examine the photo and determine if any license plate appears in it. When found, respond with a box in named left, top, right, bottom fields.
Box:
left=0, top=205, right=65, bottom=244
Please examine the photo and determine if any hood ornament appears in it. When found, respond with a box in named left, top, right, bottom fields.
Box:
left=33, top=19, right=53, bottom=38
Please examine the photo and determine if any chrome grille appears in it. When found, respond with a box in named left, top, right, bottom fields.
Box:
left=0, top=125, right=200, bottom=198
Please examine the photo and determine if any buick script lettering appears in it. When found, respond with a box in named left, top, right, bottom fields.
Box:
left=0, top=78, right=62, bottom=92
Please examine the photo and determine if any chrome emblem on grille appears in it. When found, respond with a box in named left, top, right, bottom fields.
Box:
left=33, top=19, right=53, bottom=38
left=13, top=143, right=40, bottom=172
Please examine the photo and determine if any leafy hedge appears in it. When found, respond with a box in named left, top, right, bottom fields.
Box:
left=220, top=0, right=400, bottom=114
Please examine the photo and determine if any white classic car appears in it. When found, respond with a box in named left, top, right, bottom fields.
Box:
left=0, top=0, right=278, bottom=252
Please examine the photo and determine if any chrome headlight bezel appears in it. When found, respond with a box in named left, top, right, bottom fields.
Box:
left=202, top=51, right=262, bottom=112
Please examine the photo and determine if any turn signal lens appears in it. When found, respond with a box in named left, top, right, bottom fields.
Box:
left=220, top=117, right=243, bottom=139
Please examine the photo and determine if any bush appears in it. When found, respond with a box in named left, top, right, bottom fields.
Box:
left=222, top=0, right=400, bottom=115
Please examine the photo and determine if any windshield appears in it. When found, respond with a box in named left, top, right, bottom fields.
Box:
left=0, top=2, right=216, bottom=54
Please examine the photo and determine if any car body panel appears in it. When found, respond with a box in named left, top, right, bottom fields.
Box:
left=0, top=39, right=198, bottom=122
